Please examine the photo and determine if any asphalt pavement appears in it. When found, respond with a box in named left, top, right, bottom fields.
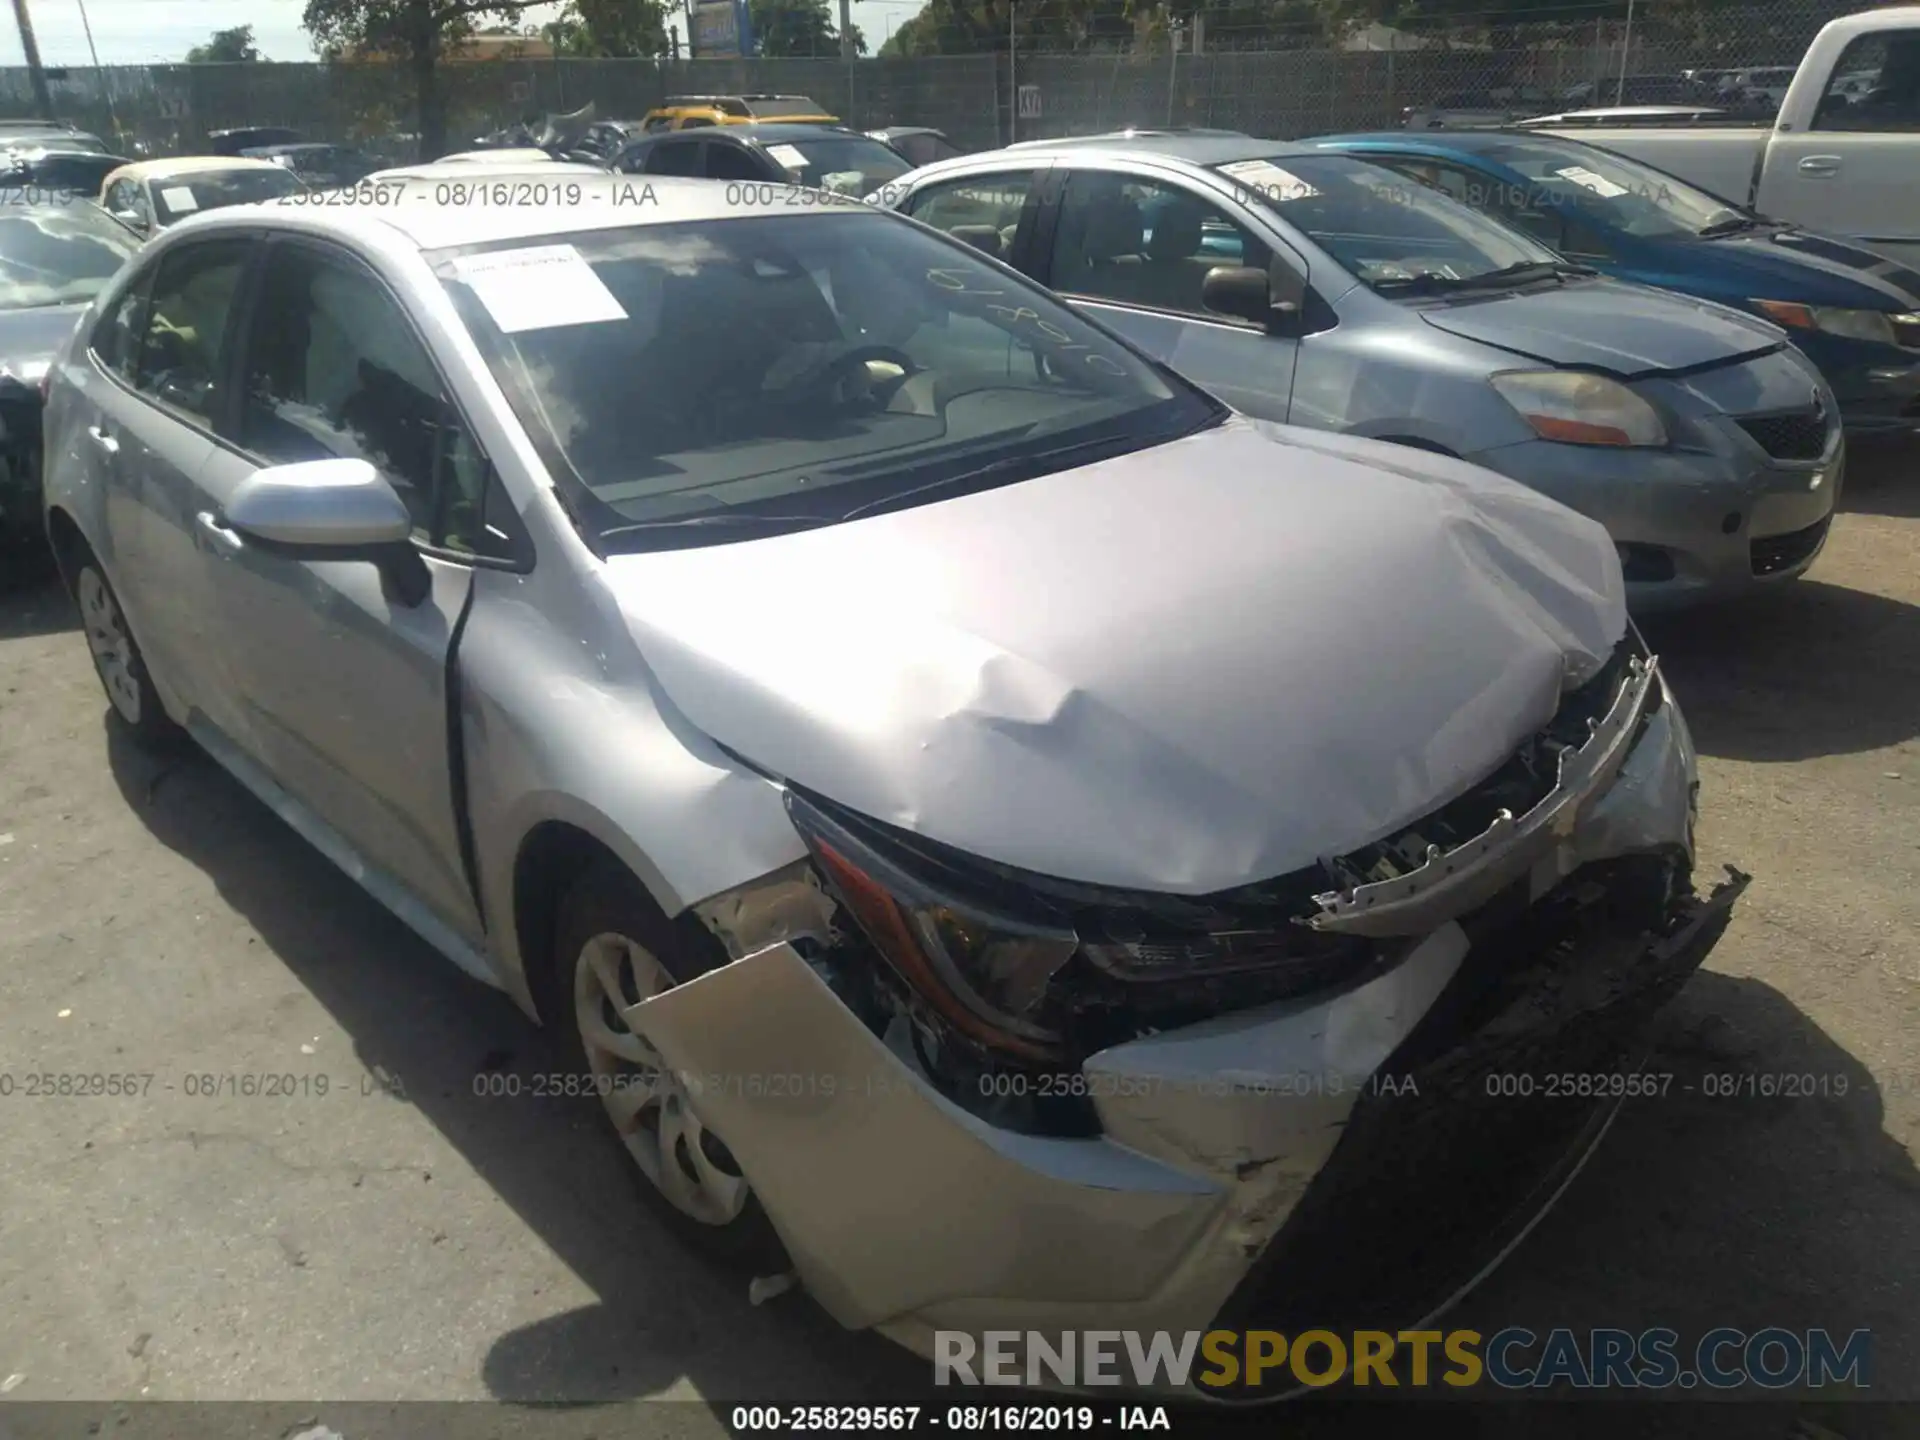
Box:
left=1, top=443, right=1917, bottom=1439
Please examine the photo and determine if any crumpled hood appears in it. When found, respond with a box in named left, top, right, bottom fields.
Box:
left=1419, top=278, right=1784, bottom=377
left=603, top=417, right=1627, bottom=895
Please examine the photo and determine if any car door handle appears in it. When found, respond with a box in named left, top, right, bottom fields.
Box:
left=86, top=424, right=119, bottom=455
left=195, top=510, right=246, bottom=556
left=1797, top=155, right=1841, bottom=176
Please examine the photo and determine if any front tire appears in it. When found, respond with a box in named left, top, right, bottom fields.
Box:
left=73, top=553, right=182, bottom=751
left=546, top=861, right=788, bottom=1269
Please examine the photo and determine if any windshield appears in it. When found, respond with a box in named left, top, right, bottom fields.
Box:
left=746, top=96, right=828, bottom=117
left=1215, top=154, right=1556, bottom=290
left=0, top=205, right=138, bottom=309
left=152, top=168, right=305, bottom=225
left=434, top=211, right=1215, bottom=546
left=765, top=136, right=911, bottom=196
left=1475, top=139, right=1745, bottom=237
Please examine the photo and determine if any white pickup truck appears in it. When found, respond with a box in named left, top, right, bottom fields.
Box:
left=1527, top=7, right=1920, bottom=264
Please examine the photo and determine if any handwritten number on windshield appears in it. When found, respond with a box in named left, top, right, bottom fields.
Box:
left=925, top=267, right=1131, bottom=377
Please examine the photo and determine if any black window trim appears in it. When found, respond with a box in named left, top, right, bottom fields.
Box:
left=226, top=231, right=535, bottom=574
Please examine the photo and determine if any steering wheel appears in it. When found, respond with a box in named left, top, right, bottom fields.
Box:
left=785, top=344, right=920, bottom=411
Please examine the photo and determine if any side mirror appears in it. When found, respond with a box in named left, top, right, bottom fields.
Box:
left=223, top=458, right=431, bottom=605
left=1201, top=264, right=1304, bottom=328
left=225, top=458, right=412, bottom=547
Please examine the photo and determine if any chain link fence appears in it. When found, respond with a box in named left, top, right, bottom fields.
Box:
left=0, top=0, right=1854, bottom=161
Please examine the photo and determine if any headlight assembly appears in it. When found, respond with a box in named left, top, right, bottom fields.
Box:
left=1489, top=369, right=1668, bottom=447
left=1752, top=300, right=1913, bottom=348
left=784, top=791, right=1375, bottom=1064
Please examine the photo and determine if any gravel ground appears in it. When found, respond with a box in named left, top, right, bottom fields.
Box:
left=1, top=444, right=1916, bottom=1438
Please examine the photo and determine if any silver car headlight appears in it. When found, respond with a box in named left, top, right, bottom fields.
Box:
left=1752, top=300, right=1914, bottom=347
left=1489, top=369, right=1668, bottom=448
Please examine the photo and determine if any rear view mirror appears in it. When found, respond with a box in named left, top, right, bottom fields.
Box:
left=224, top=458, right=412, bottom=548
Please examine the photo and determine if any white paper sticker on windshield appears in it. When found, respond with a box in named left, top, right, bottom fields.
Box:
left=1217, top=158, right=1318, bottom=202
left=767, top=143, right=810, bottom=171
left=1555, top=165, right=1629, bottom=198
left=451, top=244, right=627, bottom=334
left=160, top=185, right=199, bottom=211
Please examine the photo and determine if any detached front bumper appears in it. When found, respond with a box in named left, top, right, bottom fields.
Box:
left=623, top=671, right=1740, bottom=1374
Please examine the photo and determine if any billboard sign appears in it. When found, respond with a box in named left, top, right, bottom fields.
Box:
left=691, top=0, right=754, bottom=57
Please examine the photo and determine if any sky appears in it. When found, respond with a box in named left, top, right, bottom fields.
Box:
left=0, top=0, right=930, bottom=65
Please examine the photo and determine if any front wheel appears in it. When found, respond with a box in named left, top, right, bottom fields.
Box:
left=547, top=861, right=788, bottom=1269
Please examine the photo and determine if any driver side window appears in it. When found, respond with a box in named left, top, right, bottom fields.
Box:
left=236, top=243, right=503, bottom=558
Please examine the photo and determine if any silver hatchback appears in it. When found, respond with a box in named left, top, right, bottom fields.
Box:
left=872, top=134, right=1844, bottom=613
left=42, top=174, right=1741, bottom=1386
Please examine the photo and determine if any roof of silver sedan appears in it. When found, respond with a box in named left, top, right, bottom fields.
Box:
left=178, top=171, right=871, bottom=251
left=999, top=132, right=1307, bottom=165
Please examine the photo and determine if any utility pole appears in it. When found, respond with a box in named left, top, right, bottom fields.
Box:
left=9, top=0, right=54, bottom=120
left=1616, top=0, right=1635, bottom=105
left=1007, top=0, right=1017, bottom=143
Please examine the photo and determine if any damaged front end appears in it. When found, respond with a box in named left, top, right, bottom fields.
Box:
left=642, top=623, right=1746, bottom=1358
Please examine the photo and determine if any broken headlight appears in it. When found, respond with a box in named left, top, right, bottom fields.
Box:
left=788, top=793, right=1078, bottom=1063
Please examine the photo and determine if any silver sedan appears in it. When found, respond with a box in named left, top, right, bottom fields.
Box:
left=871, top=134, right=1843, bottom=613
left=42, top=172, right=1742, bottom=1388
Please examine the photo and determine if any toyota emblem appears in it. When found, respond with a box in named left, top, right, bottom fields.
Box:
left=1811, top=388, right=1826, bottom=421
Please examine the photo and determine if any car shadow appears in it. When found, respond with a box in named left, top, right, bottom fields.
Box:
left=1448, top=966, right=1920, bottom=1426
left=1839, top=436, right=1919, bottom=519
left=0, top=568, right=76, bottom=641
left=1640, top=578, right=1920, bottom=762
left=103, top=718, right=930, bottom=1417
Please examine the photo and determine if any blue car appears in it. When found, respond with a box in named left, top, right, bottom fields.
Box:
left=1306, top=129, right=1920, bottom=437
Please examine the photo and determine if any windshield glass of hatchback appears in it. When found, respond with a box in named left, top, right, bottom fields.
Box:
left=435, top=212, right=1209, bottom=541
left=768, top=137, right=911, bottom=195
left=1214, top=154, right=1555, bottom=289
left=1477, top=139, right=1743, bottom=237
left=0, top=206, right=138, bottom=309
left=153, top=167, right=304, bottom=224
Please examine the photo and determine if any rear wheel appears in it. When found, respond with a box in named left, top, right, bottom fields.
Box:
left=73, top=553, right=182, bottom=750
left=547, top=861, right=787, bottom=1268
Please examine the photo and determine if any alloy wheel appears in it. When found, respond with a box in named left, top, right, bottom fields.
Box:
left=77, top=567, right=141, bottom=724
left=572, top=932, right=750, bottom=1226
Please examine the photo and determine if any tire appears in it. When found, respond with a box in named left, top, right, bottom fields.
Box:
left=545, top=859, right=789, bottom=1270
left=72, top=550, right=184, bottom=751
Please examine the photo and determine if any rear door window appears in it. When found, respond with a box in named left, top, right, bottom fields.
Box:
left=131, top=237, right=252, bottom=423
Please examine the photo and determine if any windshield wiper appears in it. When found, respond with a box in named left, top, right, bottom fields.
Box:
left=1697, top=213, right=1765, bottom=238
left=836, top=432, right=1153, bottom=523
left=1374, top=260, right=1597, bottom=294
left=598, top=510, right=830, bottom=542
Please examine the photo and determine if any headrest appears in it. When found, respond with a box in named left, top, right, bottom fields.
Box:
left=1145, top=202, right=1205, bottom=261
left=1081, top=191, right=1144, bottom=262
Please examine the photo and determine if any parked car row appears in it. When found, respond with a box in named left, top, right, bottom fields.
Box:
left=37, top=167, right=1745, bottom=1379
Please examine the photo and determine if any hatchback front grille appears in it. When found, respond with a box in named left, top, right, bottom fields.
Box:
left=1737, top=410, right=1829, bottom=461
left=1752, top=516, right=1831, bottom=576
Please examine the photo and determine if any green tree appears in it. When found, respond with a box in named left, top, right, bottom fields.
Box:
left=750, top=0, right=865, bottom=56
left=304, top=0, right=552, bottom=160
left=543, top=0, right=670, bottom=55
left=185, top=24, right=262, bottom=62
